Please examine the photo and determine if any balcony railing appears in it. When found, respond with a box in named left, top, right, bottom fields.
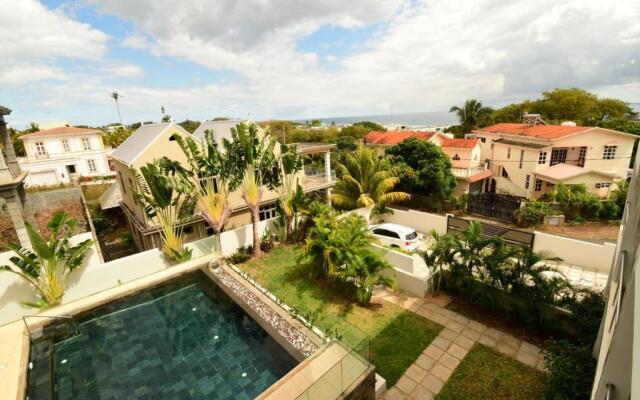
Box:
left=451, top=165, right=487, bottom=178
left=302, top=171, right=336, bottom=190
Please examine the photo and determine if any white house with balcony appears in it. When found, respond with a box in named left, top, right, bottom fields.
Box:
left=18, top=126, right=114, bottom=186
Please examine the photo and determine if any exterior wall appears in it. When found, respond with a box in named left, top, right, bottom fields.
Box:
left=533, top=232, right=616, bottom=272
left=377, top=208, right=448, bottom=235
left=532, top=173, right=616, bottom=199
left=591, top=156, right=640, bottom=400
left=554, top=129, right=636, bottom=178
left=442, top=147, right=477, bottom=169
left=453, top=179, right=469, bottom=197
left=491, top=142, right=540, bottom=197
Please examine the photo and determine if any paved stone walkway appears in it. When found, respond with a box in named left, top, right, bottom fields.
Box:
left=376, top=290, right=545, bottom=400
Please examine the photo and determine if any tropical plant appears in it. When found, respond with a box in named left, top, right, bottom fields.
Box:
left=514, top=200, right=554, bottom=227
left=331, top=145, right=410, bottom=216
left=221, top=123, right=281, bottom=258
left=174, top=130, right=231, bottom=253
left=132, top=159, right=195, bottom=263
left=298, top=211, right=395, bottom=304
left=0, top=212, right=93, bottom=308
left=449, top=99, right=493, bottom=134
left=275, top=144, right=303, bottom=242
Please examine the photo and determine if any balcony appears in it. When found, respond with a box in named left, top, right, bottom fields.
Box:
left=302, top=170, right=336, bottom=191
left=451, top=165, right=487, bottom=178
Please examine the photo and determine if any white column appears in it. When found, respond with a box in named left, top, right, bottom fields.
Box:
left=324, top=151, right=331, bottom=183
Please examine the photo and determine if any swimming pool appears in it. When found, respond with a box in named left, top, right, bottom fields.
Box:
left=26, top=271, right=298, bottom=399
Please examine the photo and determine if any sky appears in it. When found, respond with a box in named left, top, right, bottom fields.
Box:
left=1, top=0, right=639, bottom=128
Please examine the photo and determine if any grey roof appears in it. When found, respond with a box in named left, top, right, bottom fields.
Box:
left=111, top=122, right=192, bottom=165
left=192, top=120, right=244, bottom=143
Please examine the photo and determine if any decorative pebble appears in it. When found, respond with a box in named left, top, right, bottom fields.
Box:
left=61, top=359, right=68, bottom=364
left=241, top=372, right=247, bottom=378
left=192, top=307, right=197, bottom=311
left=212, top=268, right=317, bottom=357
left=214, top=335, right=219, bottom=340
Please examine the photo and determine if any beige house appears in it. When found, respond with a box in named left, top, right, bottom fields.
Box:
left=111, top=121, right=335, bottom=251
left=471, top=116, right=637, bottom=199
left=590, top=156, right=640, bottom=400
left=363, top=130, right=492, bottom=196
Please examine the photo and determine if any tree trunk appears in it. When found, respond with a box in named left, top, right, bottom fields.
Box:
left=250, top=205, right=262, bottom=258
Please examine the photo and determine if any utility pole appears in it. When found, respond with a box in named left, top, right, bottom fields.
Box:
left=111, top=92, right=123, bottom=125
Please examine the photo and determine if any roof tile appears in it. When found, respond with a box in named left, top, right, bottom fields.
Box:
left=475, top=123, right=591, bottom=140
left=363, top=130, right=436, bottom=146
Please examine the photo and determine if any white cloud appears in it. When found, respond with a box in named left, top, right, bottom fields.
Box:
left=0, top=63, right=66, bottom=86
left=102, top=62, right=144, bottom=79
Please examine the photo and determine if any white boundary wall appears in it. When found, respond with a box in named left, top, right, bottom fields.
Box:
left=533, top=232, right=616, bottom=272
left=375, top=208, right=615, bottom=272
left=377, top=208, right=447, bottom=235
left=0, top=233, right=216, bottom=326
left=219, top=218, right=278, bottom=256
left=373, top=244, right=431, bottom=298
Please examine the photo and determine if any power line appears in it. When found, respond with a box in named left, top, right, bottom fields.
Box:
left=402, top=155, right=636, bottom=163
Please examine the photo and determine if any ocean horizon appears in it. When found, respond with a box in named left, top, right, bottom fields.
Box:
left=297, top=102, right=640, bottom=128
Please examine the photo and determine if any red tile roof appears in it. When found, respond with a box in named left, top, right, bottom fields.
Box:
left=475, top=123, right=591, bottom=140
left=19, top=126, right=102, bottom=140
left=363, top=131, right=436, bottom=146
left=441, top=138, right=479, bottom=148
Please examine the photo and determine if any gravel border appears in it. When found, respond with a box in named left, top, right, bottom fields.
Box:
left=212, top=267, right=318, bottom=358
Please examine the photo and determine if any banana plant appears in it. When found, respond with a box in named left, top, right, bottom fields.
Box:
left=132, top=159, right=196, bottom=263
left=0, top=212, right=93, bottom=308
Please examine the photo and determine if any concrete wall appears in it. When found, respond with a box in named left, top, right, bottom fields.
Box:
left=0, top=233, right=215, bottom=326
left=377, top=208, right=447, bottom=235
left=372, top=244, right=430, bottom=298
left=219, top=217, right=278, bottom=256
left=533, top=232, right=616, bottom=272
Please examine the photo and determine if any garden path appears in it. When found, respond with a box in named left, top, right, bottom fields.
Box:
left=376, top=290, right=545, bottom=400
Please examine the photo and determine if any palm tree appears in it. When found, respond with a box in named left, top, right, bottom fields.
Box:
left=331, top=145, right=409, bottom=216
left=275, top=144, right=303, bottom=242
left=132, top=159, right=195, bottom=262
left=174, top=131, right=231, bottom=253
left=449, top=99, right=493, bottom=134
left=351, top=251, right=396, bottom=305
left=0, top=212, right=93, bottom=308
left=221, top=123, right=280, bottom=258
left=111, top=92, right=123, bottom=125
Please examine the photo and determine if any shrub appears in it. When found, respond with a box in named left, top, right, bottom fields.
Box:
left=599, top=200, right=620, bottom=220
left=260, top=231, right=276, bottom=253
left=226, top=245, right=252, bottom=264
left=515, top=201, right=554, bottom=227
left=544, top=292, right=604, bottom=399
left=552, top=183, right=602, bottom=221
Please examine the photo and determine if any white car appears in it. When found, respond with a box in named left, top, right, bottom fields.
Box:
left=370, top=223, right=420, bottom=252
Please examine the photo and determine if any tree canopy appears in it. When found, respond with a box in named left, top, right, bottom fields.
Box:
left=386, top=138, right=456, bottom=202
left=449, top=99, right=493, bottom=135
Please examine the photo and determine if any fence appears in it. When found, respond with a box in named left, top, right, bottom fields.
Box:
left=447, top=215, right=535, bottom=248
left=467, top=193, right=522, bottom=222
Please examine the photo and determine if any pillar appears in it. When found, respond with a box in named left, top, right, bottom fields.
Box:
left=324, top=151, right=331, bottom=183
left=0, top=107, right=21, bottom=178
left=3, top=191, right=31, bottom=249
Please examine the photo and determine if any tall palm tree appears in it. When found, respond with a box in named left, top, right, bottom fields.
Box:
left=111, top=91, right=123, bottom=125
left=275, top=144, right=303, bottom=242
left=221, top=123, right=280, bottom=258
left=132, top=159, right=195, bottom=262
left=449, top=99, right=493, bottom=134
left=175, top=131, right=231, bottom=253
left=331, top=145, right=409, bottom=216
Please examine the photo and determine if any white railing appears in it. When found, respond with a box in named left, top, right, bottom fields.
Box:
left=302, top=170, right=336, bottom=188
left=451, top=165, right=486, bottom=178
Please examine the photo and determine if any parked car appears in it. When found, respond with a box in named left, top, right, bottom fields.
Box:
left=369, top=223, right=419, bottom=252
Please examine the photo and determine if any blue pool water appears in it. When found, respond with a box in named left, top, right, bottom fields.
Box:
left=27, top=272, right=298, bottom=399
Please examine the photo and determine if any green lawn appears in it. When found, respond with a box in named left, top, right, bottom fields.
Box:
left=238, top=246, right=442, bottom=386
left=81, top=183, right=111, bottom=202
left=437, top=344, right=546, bottom=400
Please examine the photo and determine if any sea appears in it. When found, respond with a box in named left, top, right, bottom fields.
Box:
left=302, top=102, right=640, bottom=129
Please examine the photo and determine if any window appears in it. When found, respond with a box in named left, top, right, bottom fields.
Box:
left=603, top=145, right=617, bottom=160
left=182, top=226, right=194, bottom=235
left=525, top=174, right=530, bottom=189
left=62, top=139, right=70, bottom=152
left=506, top=148, right=511, bottom=159
left=35, top=141, right=46, bottom=156
left=479, top=137, right=486, bottom=143
left=595, top=182, right=611, bottom=189
left=258, top=204, right=277, bottom=221
left=518, top=150, right=524, bottom=169
left=577, top=147, right=587, bottom=167
left=373, top=229, right=400, bottom=239
left=405, top=231, right=418, bottom=240
left=87, top=159, right=97, bottom=172
left=550, top=148, right=568, bottom=166
left=452, top=154, right=460, bottom=160
left=81, top=137, right=91, bottom=150
left=534, top=179, right=542, bottom=192
left=538, top=151, right=547, bottom=164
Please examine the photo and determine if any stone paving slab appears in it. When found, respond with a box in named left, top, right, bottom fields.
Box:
left=381, top=290, right=546, bottom=400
